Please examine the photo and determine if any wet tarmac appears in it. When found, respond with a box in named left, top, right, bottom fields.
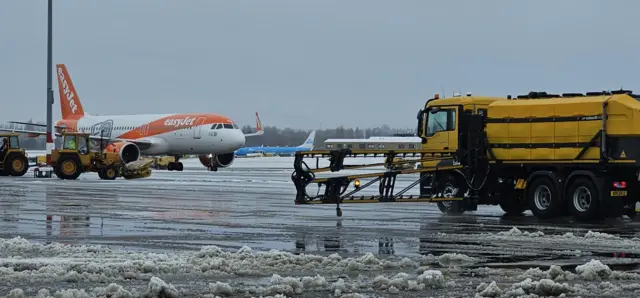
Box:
left=3, top=156, right=640, bottom=297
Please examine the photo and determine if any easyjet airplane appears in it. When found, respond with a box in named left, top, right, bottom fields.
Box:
left=3, top=64, right=264, bottom=172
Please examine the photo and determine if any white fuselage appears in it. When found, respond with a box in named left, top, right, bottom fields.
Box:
left=69, top=114, right=246, bottom=156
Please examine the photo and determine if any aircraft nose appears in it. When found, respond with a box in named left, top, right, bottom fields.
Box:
left=232, top=130, right=245, bottom=149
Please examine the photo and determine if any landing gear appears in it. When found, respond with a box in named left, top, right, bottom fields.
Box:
left=167, top=155, right=183, bottom=171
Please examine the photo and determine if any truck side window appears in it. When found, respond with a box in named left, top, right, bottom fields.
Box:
left=426, top=109, right=455, bottom=136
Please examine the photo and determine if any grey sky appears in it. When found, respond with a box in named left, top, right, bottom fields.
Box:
left=1, top=0, right=637, bottom=130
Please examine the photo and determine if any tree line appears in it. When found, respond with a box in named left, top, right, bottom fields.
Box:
left=1, top=120, right=416, bottom=150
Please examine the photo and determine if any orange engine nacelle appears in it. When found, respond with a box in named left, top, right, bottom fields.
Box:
left=198, top=153, right=235, bottom=171
left=103, top=142, right=140, bottom=164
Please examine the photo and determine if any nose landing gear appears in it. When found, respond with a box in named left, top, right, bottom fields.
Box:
left=167, top=155, right=184, bottom=171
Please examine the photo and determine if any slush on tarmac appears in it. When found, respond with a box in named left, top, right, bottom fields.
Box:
left=2, top=157, right=640, bottom=297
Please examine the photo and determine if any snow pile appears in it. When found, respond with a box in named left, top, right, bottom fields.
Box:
left=4, top=276, right=177, bottom=298
left=575, top=259, right=612, bottom=280
left=520, top=265, right=577, bottom=281
left=583, top=231, right=620, bottom=240
left=192, top=245, right=420, bottom=276
left=497, top=227, right=544, bottom=237
left=476, top=278, right=576, bottom=297
left=476, top=259, right=640, bottom=297
left=0, top=236, right=437, bottom=285
left=419, top=252, right=478, bottom=267
left=371, top=270, right=448, bottom=292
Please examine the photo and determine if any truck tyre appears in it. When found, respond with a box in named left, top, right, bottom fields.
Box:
left=499, top=194, right=528, bottom=216
left=527, top=176, right=563, bottom=218
left=55, top=155, right=82, bottom=180
left=436, top=174, right=466, bottom=215
left=7, top=155, right=28, bottom=176
left=567, top=177, right=600, bottom=221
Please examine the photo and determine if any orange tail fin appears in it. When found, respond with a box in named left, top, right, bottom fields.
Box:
left=56, top=64, right=85, bottom=120
left=255, top=112, right=263, bottom=133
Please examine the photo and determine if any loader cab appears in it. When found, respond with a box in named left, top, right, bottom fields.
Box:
left=61, top=133, right=90, bottom=155
left=0, top=133, right=23, bottom=160
left=1, top=135, right=21, bottom=150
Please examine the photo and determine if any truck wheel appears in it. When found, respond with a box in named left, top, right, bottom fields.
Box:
left=567, top=177, right=600, bottom=221
left=436, top=174, right=466, bottom=215
left=499, top=194, right=528, bottom=215
left=8, top=155, right=28, bottom=176
left=527, top=176, right=563, bottom=218
left=56, top=156, right=82, bottom=180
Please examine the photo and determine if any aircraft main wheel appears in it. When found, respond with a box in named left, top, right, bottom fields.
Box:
left=8, top=155, right=28, bottom=176
left=56, top=156, right=82, bottom=180
left=177, top=162, right=183, bottom=171
left=167, top=162, right=175, bottom=171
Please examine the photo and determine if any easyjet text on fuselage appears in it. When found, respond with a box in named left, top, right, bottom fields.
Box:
left=164, top=117, right=196, bottom=127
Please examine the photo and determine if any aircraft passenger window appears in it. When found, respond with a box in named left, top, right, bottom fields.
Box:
left=223, top=124, right=234, bottom=129
left=426, top=109, right=455, bottom=137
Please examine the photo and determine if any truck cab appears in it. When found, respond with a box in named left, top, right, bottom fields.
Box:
left=416, top=93, right=504, bottom=152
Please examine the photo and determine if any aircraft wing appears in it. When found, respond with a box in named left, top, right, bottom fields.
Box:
left=244, top=112, right=264, bottom=137
left=0, top=127, right=50, bottom=137
left=6, top=121, right=67, bottom=130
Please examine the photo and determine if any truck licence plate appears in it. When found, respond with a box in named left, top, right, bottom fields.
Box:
left=611, top=190, right=627, bottom=197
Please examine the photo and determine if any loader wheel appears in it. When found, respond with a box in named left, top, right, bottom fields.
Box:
left=567, top=177, right=600, bottom=221
left=56, top=156, right=82, bottom=180
left=436, top=174, right=466, bottom=215
left=100, top=167, right=117, bottom=180
left=527, top=176, right=563, bottom=219
left=8, top=155, right=28, bottom=177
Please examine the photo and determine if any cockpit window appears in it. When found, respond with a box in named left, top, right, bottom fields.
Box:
left=223, top=124, right=234, bottom=129
left=211, top=124, right=221, bottom=129
left=232, top=123, right=239, bottom=129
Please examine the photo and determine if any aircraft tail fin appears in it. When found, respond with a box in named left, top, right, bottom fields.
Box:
left=56, top=64, right=86, bottom=120
left=244, top=112, right=264, bottom=137
left=298, top=130, right=316, bottom=149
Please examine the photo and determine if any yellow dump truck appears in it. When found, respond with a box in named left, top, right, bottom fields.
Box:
left=291, top=90, right=640, bottom=221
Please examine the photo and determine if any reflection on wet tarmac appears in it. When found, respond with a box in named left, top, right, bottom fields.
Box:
left=2, top=158, right=640, bottom=273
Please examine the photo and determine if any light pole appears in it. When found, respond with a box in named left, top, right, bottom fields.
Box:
left=46, top=0, right=54, bottom=161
